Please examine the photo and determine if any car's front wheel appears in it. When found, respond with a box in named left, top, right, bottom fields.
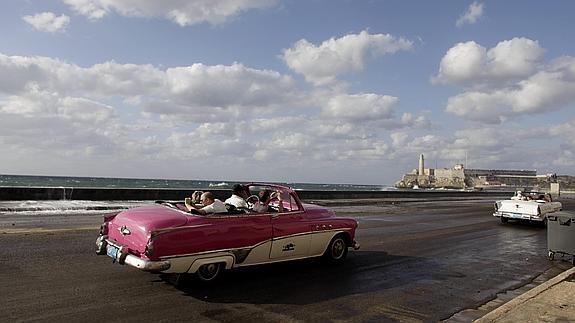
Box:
left=324, top=235, right=348, bottom=263
left=500, top=217, right=508, bottom=224
left=196, top=263, right=223, bottom=282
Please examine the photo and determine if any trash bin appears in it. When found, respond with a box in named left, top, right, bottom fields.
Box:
left=547, top=211, right=575, bottom=265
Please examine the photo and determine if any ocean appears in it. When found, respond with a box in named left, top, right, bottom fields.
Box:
left=0, top=174, right=389, bottom=191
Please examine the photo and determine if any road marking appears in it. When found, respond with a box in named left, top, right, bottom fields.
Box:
left=1, top=226, right=99, bottom=235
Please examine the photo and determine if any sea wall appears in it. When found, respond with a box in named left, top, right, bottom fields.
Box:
left=0, top=186, right=509, bottom=201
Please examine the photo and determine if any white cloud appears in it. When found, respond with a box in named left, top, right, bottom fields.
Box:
left=435, top=38, right=575, bottom=123
left=451, top=128, right=514, bottom=148
left=386, top=125, right=565, bottom=173
left=0, top=51, right=434, bottom=183
left=487, top=38, right=544, bottom=79
left=311, top=121, right=356, bottom=139
left=400, top=112, right=432, bottom=129
left=434, top=38, right=544, bottom=88
left=62, top=0, right=278, bottom=25
left=1, top=85, right=114, bottom=122
left=552, top=150, right=575, bottom=167
left=444, top=56, right=575, bottom=123
left=445, top=90, right=511, bottom=124
left=22, top=12, right=70, bottom=33
left=456, top=2, right=484, bottom=27
left=282, top=30, right=413, bottom=85
left=0, top=54, right=166, bottom=97
left=165, top=63, right=295, bottom=108
left=322, top=93, right=397, bottom=121
left=549, top=119, right=575, bottom=165
left=0, top=54, right=295, bottom=121
left=195, top=122, right=239, bottom=138
left=549, top=119, right=575, bottom=141
left=390, top=132, right=409, bottom=147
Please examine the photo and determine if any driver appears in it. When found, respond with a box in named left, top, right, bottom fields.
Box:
left=225, top=184, right=249, bottom=209
left=185, top=191, right=227, bottom=214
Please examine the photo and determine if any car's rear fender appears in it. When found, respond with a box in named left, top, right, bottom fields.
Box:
left=188, top=255, right=235, bottom=273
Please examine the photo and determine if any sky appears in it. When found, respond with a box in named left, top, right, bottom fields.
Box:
left=1, top=0, right=574, bottom=185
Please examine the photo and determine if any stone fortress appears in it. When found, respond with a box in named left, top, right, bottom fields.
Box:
left=395, top=154, right=555, bottom=190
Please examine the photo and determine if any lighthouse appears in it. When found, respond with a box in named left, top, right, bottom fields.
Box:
left=418, top=154, right=425, bottom=175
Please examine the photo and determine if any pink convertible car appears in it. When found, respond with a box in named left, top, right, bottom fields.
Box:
left=96, top=183, right=360, bottom=281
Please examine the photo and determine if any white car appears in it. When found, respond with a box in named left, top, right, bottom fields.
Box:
left=493, top=191, right=562, bottom=225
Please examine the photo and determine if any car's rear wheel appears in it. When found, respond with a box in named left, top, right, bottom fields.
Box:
left=500, top=217, right=508, bottom=224
left=196, top=263, right=223, bottom=282
left=324, top=235, right=348, bottom=263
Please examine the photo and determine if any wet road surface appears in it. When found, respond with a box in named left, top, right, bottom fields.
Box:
left=1, top=199, right=573, bottom=322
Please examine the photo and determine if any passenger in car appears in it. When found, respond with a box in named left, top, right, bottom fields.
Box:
left=252, top=189, right=284, bottom=213
left=225, top=184, right=249, bottom=209
left=185, top=191, right=227, bottom=215
left=191, top=190, right=204, bottom=204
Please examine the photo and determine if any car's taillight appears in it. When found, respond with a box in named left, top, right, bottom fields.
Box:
left=101, top=212, right=119, bottom=235
left=99, top=222, right=108, bottom=235
left=103, top=211, right=119, bottom=222
left=145, top=236, right=154, bottom=258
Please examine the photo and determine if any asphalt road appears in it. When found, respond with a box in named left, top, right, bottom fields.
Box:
left=1, top=198, right=574, bottom=322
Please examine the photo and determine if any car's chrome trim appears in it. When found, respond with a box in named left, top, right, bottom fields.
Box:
left=493, top=211, right=544, bottom=221
left=95, top=235, right=108, bottom=255
left=123, top=254, right=171, bottom=272
left=97, top=237, right=171, bottom=272
left=272, top=228, right=353, bottom=240
left=158, top=228, right=355, bottom=260
left=150, top=224, right=212, bottom=238
left=118, top=225, right=131, bottom=236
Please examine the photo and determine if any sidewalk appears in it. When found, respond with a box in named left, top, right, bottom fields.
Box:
left=474, top=266, right=575, bottom=322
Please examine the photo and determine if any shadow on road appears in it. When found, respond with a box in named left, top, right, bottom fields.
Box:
left=499, top=220, right=548, bottom=229
left=158, top=250, right=441, bottom=305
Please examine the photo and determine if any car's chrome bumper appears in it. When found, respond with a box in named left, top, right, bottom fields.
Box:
left=493, top=212, right=543, bottom=222
left=352, top=240, right=360, bottom=250
left=95, top=235, right=171, bottom=272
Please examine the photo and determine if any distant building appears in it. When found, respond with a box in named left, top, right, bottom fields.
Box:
left=395, top=155, right=539, bottom=189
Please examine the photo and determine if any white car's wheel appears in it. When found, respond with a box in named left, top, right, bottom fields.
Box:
left=196, top=263, right=222, bottom=282
left=324, top=235, right=348, bottom=263
left=500, top=217, right=508, bottom=224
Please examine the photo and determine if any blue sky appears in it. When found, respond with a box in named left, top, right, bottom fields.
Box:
left=1, top=1, right=574, bottom=185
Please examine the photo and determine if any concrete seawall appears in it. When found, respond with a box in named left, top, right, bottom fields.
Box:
left=0, top=186, right=510, bottom=201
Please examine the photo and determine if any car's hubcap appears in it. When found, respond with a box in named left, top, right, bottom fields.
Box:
left=332, top=239, right=345, bottom=259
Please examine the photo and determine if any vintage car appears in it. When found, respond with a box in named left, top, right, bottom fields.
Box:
left=96, top=183, right=360, bottom=281
left=493, top=191, right=562, bottom=225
